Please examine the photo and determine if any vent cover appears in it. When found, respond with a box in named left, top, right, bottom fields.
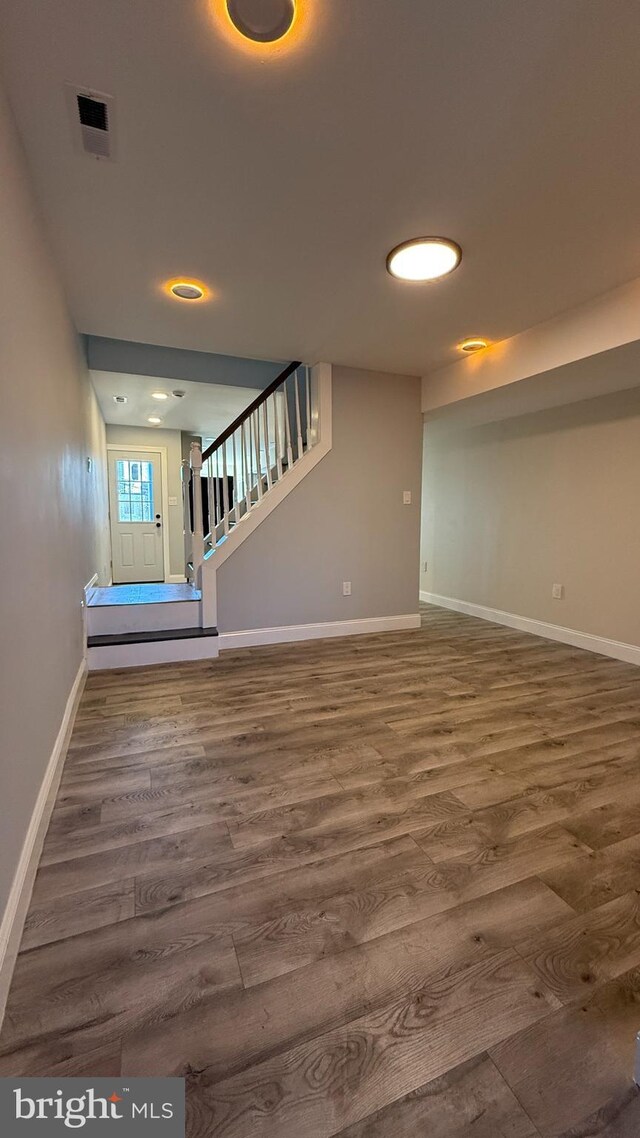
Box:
left=67, top=85, right=115, bottom=159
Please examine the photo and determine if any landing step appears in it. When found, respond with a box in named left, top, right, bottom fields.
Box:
left=88, top=626, right=218, bottom=647
left=87, top=625, right=220, bottom=670
left=87, top=583, right=200, bottom=607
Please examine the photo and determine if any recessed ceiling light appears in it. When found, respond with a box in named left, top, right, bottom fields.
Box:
left=147, top=416, right=162, bottom=425
left=172, top=390, right=186, bottom=399
left=226, top=0, right=295, bottom=42
left=386, top=237, right=462, bottom=282
left=113, top=395, right=127, bottom=404
left=170, top=282, right=204, bottom=301
left=151, top=391, right=168, bottom=400
left=459, top=337, right=488, bottom=353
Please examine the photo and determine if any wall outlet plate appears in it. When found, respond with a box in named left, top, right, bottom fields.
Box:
left=403, top=490, right=412, bottom=505
left=342, top=581, right=352, bottom=596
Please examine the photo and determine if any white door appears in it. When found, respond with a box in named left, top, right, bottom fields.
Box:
left=108, top=450, right=165, bottom=583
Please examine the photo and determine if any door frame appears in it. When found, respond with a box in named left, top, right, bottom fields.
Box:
left=106, top=444, right=172, bottom=584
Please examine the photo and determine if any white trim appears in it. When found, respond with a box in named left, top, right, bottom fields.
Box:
left=84, top=572, right=99, bottom=609
left=201, top=364, right=333, bottom=628
left=0, top=659, right=86, bottom=1027
left=421, top=592, right=640, bottom=667
left=168, top=574, right=187, bottom=584
left=106, top=444, right=171, bottom=584
left=218, top=613, right=421, bottom=651
left=88, top=636, right=219, bottom=670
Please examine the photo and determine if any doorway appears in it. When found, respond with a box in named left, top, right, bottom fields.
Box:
left=107, top=448, right=166, bottom=583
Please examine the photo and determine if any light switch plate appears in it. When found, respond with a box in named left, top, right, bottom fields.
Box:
left=403, top=490, right=412, bottom=504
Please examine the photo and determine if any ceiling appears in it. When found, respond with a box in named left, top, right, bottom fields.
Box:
left=2, top=0, right=640, bottom=376
left=91, top=371, right=261, bottom=437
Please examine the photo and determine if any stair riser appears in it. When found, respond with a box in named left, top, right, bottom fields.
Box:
left=87, top=601, right=201, bottom=636
left=87, top=636, right=219, bottom=670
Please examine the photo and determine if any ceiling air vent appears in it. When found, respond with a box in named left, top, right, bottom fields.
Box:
left=67, top=85, right=115, bottom=159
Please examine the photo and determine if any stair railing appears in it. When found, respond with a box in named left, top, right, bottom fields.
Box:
left=183, top=361, right=316, bottom=581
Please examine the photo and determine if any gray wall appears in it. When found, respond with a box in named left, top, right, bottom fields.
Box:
left=421, top=386, right=640, bottom=645
left=0, top=78, right=106, bottom=924
left=105, top=425, right=185, bottom=579
left=217, top=366, right=422, bottom=631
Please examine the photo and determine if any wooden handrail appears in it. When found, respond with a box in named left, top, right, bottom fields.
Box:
left=201, top=360, right=301, bottom=463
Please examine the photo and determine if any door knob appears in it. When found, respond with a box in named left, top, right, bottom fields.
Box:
left=156, top=522, right=161, bottom=528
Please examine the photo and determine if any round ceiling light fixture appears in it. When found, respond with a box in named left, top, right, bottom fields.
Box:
left=459, top=337, right=488, bottom=353
left=147, top=416, right=162, bottom=425
left=226, top=0, right=296, bottom=42
left=169, top=281, right=205, bottom=301
left=151, top=391, right=168, bottom=400
left=386, top=237, right=462, bottom=282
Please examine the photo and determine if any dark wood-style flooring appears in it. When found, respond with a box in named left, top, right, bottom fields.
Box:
left=3, top=604, right=640, bottom=1136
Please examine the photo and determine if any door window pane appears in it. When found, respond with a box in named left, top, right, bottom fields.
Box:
left=116, top=459, right=154, bottom=523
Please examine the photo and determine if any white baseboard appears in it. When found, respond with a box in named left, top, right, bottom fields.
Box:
left=167, top=574, right=187, bottom=584
left=421, top=592, right=640, bottom=667
left=218, top=613, right=422, bottom=651
left=0, top=658, right=87, bottom=1027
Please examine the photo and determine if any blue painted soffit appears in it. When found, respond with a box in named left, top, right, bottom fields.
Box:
left=83, top=335, right=286, bottom=392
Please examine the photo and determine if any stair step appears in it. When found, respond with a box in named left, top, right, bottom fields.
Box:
left=87, top=626, right=218, bottom=648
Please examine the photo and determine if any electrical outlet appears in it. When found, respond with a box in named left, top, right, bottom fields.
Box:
left=552, top=583, right=564, bottom=600
left=342, top=581, right=352, bottom=596
left=403, top=490, right=412, bottom=505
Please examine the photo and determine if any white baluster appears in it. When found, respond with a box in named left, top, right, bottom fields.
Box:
left=222, top=444, right=230, bottom=535
left=181, top=458, right=194, bottom=579
left=305, top=365, right=311, bottom=448
left=231, top=430, right=240, bottom=525
left=241, top=421, right=251, bottom=515
left=283, top=377, right=294, bottom=468
left=253, top=410, right=263, bottom=500
left=274, top=390, right=283, bottom=479
left=294, top=368, right=303, bottom=460
left=189, top=441, right=204, bottom=573
left=211, top=450, right=219, bottom=543
left=262, top=400, right=272, bottom=490
left=206, top=463, right=215, bottom=544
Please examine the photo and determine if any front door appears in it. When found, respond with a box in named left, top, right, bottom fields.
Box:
left=108, top=450, right=164, bottom=583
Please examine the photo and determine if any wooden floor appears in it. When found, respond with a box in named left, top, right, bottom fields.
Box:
left=3, top=604, right=640, bottom=1136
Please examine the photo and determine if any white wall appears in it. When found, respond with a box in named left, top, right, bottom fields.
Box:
left=105, top=424, right=185, bottom=579
left=85, top=381, right=111, bottom=585
left=217, top=366, right=422, bottom=632
left=421, top=386, right=640, bottom=647
left=0, top=76, right=107, bottom=937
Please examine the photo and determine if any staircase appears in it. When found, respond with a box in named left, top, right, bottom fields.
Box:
left=86, top=362, right=332, bottom=669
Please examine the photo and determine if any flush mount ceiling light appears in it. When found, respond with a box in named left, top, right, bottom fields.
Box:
left=459, top=337, right=488, bottom=353
left=226, top=0, right=296, bottom=42
left=147, top=416, right=162, bottom=425
left=386, top=237, right=462, bottom=282
left=151, top=391, right=168, bottom=400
